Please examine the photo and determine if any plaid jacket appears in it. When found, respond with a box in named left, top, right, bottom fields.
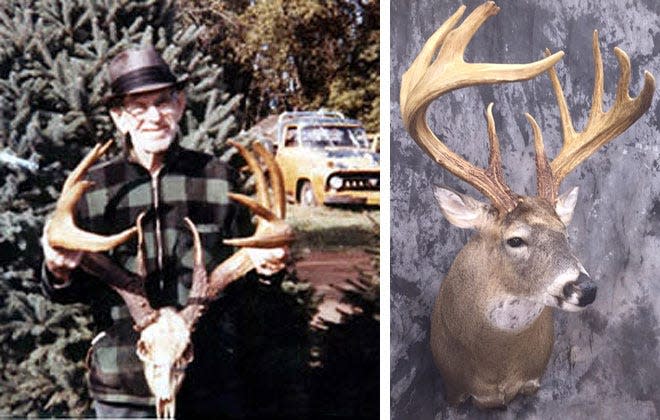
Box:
left=42, top=144, right=253, bottom=406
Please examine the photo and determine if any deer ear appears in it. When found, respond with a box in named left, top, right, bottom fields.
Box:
left=555, top=186, right=579, bottom=226
left=433, top=185, right=491, bottom=230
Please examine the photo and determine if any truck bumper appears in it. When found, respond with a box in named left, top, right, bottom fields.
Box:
left=323, top=190, right=380, bottom=206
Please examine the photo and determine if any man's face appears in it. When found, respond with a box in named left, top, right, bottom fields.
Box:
left=111, top=88, right=186, bottom=156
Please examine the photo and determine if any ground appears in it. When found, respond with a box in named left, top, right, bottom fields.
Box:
left=285, top=204, right=379, bottom=325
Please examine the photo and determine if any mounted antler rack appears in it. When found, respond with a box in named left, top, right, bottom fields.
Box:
left=400, top=1, right=654, bottom=210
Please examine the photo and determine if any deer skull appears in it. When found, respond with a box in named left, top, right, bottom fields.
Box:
left=136, top=308, right=194, bottom=419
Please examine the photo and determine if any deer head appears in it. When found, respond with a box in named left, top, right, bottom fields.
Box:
left=135, top=307, right=193, bottom=418
left=47, top=140, right=293, bottom=418
left=400, top=1, right=654, bottom=407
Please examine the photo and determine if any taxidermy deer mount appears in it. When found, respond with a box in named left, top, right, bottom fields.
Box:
left=47, top=140, right=294, bottom=418
left=400, top=1, right=655, bottom=408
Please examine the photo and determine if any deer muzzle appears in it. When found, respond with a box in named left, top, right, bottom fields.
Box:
left=560, top=272, right=597, bottom=310
left=157, top=395, right=175, bottom=420
left=143, top=361, right=186, bottom=419
left=135, top=308, right=194, bottom=418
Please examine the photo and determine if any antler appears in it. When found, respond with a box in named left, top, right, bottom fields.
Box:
left=46, top=140, right=156, bottom=329
left=47, top=140, right=138, bottom=251
left=400, top=1, right=564, bottom=213
left=205, top=141, right=294, bottom=298
left=178, top=217, right=209, bottom=329
left=530, top=31, right=655, bottom=202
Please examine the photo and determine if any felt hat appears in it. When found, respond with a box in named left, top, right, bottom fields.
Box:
left=104, top=46, right=186, bottom=105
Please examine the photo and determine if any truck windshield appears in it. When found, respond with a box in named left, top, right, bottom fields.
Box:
left=300, top=125, right=369, bottom=148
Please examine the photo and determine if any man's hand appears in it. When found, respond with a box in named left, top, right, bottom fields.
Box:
left=41, top=220, right=83, bottom=282
left=245, top=246, right=289, bottom=276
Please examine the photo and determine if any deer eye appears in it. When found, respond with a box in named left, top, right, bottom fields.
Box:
left=506, top=237, right=525, bottom=248
left=136, top=340, right=150, bottom=360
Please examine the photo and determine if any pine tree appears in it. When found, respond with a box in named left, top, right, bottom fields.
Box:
left=0, top=0, right=243, bottom=416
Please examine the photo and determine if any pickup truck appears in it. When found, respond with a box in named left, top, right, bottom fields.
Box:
left=250, top=111, right=380, bottom=206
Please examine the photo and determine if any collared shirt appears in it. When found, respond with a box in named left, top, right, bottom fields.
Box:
left=42, top=143, right=253, bottom=405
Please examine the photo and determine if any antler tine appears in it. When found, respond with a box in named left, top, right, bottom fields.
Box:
left=400, top=1, right=564, bottom=214
left=546, top=31, right=655, bottom=192
left=180, top=218, right=209, bottom=329
left=228, top=140, right=269, bottom=209
left=208, top=142, right=294, bottom=299
left=223, top=191, right=294, bottom=247
left=484, top=103, right=515, bottom=204
left=184, top=217, right=204, bottom=268
left=225, top=141, right=280, bottom=223
left=223, top=230, right=293, bottom=248
left=61, top=140, right=112, bottom=195
left=135, top=211, right=148, bottom=279
left=525, top=113, right=557, bottom=201
left=252, top=142, right=286, bottom=219
left=48, top=140, right=137, bottom=252
left=227, top=193, right=277, bottom=222
left=223, top=142, right=294, bottom=248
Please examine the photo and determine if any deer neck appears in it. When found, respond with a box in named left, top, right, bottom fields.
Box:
left=484, top=293, right=545, bottom=332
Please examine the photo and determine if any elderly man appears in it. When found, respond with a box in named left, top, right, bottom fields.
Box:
left=41, top=46, right=287, bottom=418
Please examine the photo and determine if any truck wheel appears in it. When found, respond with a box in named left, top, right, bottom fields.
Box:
left=300, top=181, right=317, bottom=207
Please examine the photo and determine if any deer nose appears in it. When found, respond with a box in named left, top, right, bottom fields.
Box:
left=563, top=272, right=597, bottom=307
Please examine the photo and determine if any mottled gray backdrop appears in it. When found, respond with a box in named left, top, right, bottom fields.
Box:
left=390, top=0, right=660, bottom=419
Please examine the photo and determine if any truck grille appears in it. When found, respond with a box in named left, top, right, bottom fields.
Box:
left=330, top=173, right=379, bottom=191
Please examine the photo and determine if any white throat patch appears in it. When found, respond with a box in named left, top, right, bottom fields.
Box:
left=487, top=296, right=545, bottom=331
